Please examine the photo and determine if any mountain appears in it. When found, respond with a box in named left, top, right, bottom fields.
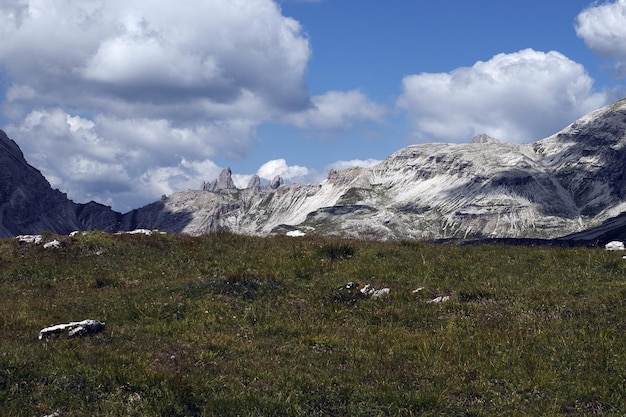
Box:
left=3, top=98, right=626, bottom=242
left=0, top=130, right=121, bottom=237
left=122, top=98, right=626, bottom=241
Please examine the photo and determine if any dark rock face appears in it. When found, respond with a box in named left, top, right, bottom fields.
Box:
left=0, top=130, right=121, bottom=237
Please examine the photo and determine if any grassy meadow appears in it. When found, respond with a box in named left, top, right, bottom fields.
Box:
left=1, top=231, right=626, bottom=416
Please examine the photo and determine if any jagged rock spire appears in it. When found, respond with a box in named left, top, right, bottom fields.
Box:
left=270, top=175, right=284, bottom=189
left=203, top=167, right=236, bottom=192
left=247, top=174, right=262, bottom=194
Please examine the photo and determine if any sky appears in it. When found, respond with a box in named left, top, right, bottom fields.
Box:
left=1, top=0, right=626, bottom=212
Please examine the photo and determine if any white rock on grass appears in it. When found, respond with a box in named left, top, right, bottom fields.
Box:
left=605, top=241, right=625, bottom=250
left=286, top=230, right=306, bottom=237
left=427, top=296, right=450, bottom=304
left=116, top=229, right=167, bottom=236
left=128, top=229, right=153, bottom=235
left=43, top=239, right=61, bottom=249
left=371, top=288, right=390, bottom=299
left=359, top=284, right=391, bottom=299
left=39, top=319, right=105, bottom=340
left=16, top=234, right=43, bottom=244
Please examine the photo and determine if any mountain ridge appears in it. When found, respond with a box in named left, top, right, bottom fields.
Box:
left=125, top=98, right=626, bottom=241
left=2, top=98, right=626, bottom=243
left=0, top=130, right=122, bottom=237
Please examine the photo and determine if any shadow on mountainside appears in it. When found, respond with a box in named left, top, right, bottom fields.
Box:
left=120, top=201, right=195, bottom=234
left=536, top=130, right=626, bottom=217
left=430, top=166, right=580, bottom=219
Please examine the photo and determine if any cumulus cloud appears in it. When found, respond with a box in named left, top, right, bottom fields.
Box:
left=257, top=159, right=310, bottom=181
left=576, top=0, right=626, bottom=77
left=326, top=158, right=381, bottom=171
left=283, top=90, right=386, bottom=130
left=397, top=49, right=607, bottom=143
left=229, top=159, right=321, bottom=189
left=0, top=0, right=388, bottom=211
left=0, top=0, right=317, bottom=210
left=6, top=107, right=254, bottom=210
left=141, top=159, right=222, bottom=197
left=0, top=0, right=311, bottom=112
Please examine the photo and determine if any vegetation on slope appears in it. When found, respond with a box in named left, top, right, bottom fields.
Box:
left=1, top=232, right=626, bottom=416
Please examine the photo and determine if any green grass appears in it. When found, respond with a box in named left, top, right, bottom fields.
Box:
left=1, top=232, right=626, bottom=416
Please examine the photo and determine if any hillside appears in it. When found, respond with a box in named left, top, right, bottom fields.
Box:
left=1, top=232, right=625, bottom=415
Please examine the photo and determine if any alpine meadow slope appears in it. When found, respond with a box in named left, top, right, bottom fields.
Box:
left=2, top=98, right=626, bottom=241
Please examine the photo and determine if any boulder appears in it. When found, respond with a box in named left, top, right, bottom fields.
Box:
left=605, top=241, right=625, bottom=250
left=39, top=319, right=105, bottom=339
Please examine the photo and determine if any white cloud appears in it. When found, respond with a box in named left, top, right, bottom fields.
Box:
left=283, top=90, right=386, bottom=130
left=576, top=0, right=626, bottom=57
left=0, top=0, right=321, bottom=211
left=257, top=159, right=310, bottom=182
left=5, top=108, right=254, bottom=211
left=576, top=0, right=626, bottom=76
left=0, top=0, right=311, bottom=112
left=327, top=158, right=381, bottom=171
left=230, top=159, right=322, bottom=189
left=397, top=49, right=607, bottom=143
left=141, top=159, right=222, bottom=197
left=231, top=174, right=255, bottom=190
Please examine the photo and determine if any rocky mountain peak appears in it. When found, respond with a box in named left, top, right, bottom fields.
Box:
left=0, top=130, right=121, bottom=237
left=203, top=167, right=236, bottom=192
left=6, top=98, right=626, bottom=243
left=470, top=133, right=500, bottom=144
left=270, top=175, right=284, bottom=189
left=118, top=98, right=626, bottom=241
left=247, top=174, right=262, bottom=194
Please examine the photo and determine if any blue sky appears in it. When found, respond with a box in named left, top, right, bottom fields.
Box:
left=1, top=0, right=625, bottom=212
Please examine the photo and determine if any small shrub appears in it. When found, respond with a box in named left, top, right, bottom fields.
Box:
left=316, top=243, right=356, bottom=260
left=459, top=288, right=495, bottom=302
left=331, top=282, right=367, bottom=304
left=92, top=276, right=118, bottom=289
left=206, top=272, right=283, bottom=300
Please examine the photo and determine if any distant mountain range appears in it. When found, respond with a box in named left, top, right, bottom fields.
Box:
left=3, top=98, right=626, bottom=245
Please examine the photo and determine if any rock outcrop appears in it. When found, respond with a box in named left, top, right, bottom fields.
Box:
left=470, top=133, right=500, bottom=144
left=202, top=167, right=236, bottom=192
left=247, top=174, right=262, bottom=194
